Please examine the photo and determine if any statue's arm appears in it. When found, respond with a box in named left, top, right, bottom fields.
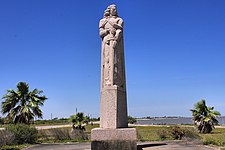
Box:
left=113, top=19, right=123, bottom=29
left=100, top=28, right=108, bottom=38
left=99, top=20, right=108, bottom=39
left=115, top=18, right=124, bottom=41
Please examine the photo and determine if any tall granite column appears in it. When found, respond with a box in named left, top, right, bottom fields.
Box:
left=91, top=4, right=137, bottom=150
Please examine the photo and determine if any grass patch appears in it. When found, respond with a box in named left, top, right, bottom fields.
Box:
left=85, top=124, right=99, bottom=132
left=200, top=128, right=225, bottom=146
left=134, top=126, right=172, bottom=141
left=134, top=125, right=200, bottom=141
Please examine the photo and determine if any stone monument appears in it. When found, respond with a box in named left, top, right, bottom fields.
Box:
left=91, top=4, right=137, bottom=150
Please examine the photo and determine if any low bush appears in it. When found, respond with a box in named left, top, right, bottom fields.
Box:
left=170, top=126, right=185, bottom=140
left=6, top=124, right=38, bottom=144
left=0, top=130, right=15, bottom=146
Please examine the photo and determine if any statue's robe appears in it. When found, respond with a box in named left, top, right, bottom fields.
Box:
left=99, top=16, right=126, bottom=90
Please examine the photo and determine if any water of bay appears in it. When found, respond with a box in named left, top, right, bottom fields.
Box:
left=136, top=116, right=225, bottom=125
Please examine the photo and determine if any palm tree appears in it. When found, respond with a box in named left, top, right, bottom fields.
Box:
left=1, top=82, right=47, bottom=124
left=190, top=99, right=221, bottom=133
left=70, top=112, right=90, bottom=130
left=83, top=115, right=90, bottom=125
left=71, top=112, right=84, bottom=128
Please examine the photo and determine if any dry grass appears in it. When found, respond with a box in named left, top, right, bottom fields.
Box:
left=37, top=124, right=99, bottom=143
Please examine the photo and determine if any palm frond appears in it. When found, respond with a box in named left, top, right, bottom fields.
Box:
left=190, top=99, right=221, bottom=133
left=1, top=82, right=47, bottom=124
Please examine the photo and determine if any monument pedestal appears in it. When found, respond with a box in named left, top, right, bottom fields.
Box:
left=100, top=86, right=128, bottom=128
left=91, top=128, right=137, bottom=150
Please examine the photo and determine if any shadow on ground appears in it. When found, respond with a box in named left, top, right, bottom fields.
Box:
left=137, top=143, right=167, bottom=150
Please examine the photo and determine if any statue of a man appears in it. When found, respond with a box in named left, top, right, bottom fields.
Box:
left=99, top=4, right=125, bottom=89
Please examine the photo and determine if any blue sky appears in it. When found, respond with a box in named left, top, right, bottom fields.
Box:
left=0, top=0, right=225, bottom=119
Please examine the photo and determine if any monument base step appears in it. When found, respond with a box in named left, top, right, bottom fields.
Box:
left=91, top=128, right=137, bottom=150
left=91, top=140, right=137, bottom=150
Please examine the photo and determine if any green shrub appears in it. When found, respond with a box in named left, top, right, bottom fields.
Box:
left=6, top=124, right=38, bottom=144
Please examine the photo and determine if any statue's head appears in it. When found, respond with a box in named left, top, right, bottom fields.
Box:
left=104, top=9, right=110, bottom=18
left=108, top=4, right=118, bottom=16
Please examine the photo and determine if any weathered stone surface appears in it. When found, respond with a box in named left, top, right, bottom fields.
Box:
left=91, top=128, right=137, bottom=141
left=100, top=86, right=127, bottom=128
